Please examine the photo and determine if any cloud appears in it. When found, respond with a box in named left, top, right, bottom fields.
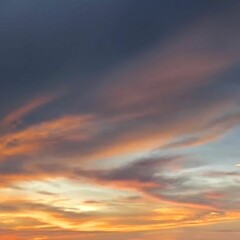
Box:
left=0, top=147, right=239, bottom=212
left=0, top=2, right=240, bottom=239
left=0, top=114, right=95, bottom=158
left=0, top=197, right=240, bottom=238
left=161, top=112, right=240, bottom=149
left=1, top=2, right=240, bottom=165
left=0, top=93, right=62, bottom=130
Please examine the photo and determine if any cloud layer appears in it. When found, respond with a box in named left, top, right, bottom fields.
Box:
left=0, top=1, right=240, bottom=239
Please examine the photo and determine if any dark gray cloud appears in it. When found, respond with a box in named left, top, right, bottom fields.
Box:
left=0, top=0, right=235, bottom=116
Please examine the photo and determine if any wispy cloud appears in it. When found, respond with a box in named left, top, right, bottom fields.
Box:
left=1, top=1, right=240, bottom=239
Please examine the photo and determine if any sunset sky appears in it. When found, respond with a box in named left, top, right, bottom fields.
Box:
left=1, top=1, right=240, bottom=239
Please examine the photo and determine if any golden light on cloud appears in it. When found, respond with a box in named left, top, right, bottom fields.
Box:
left=1, top=1, right=240, bottom=240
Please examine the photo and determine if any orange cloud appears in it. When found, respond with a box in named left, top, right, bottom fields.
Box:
left=0, top=114, right=95, bottom=157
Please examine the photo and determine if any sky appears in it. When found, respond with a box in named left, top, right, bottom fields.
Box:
left=0, top=0, right=240, bottom=239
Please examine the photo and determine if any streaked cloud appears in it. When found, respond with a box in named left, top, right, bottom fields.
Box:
left=0, top=1, right=240, bottom=239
